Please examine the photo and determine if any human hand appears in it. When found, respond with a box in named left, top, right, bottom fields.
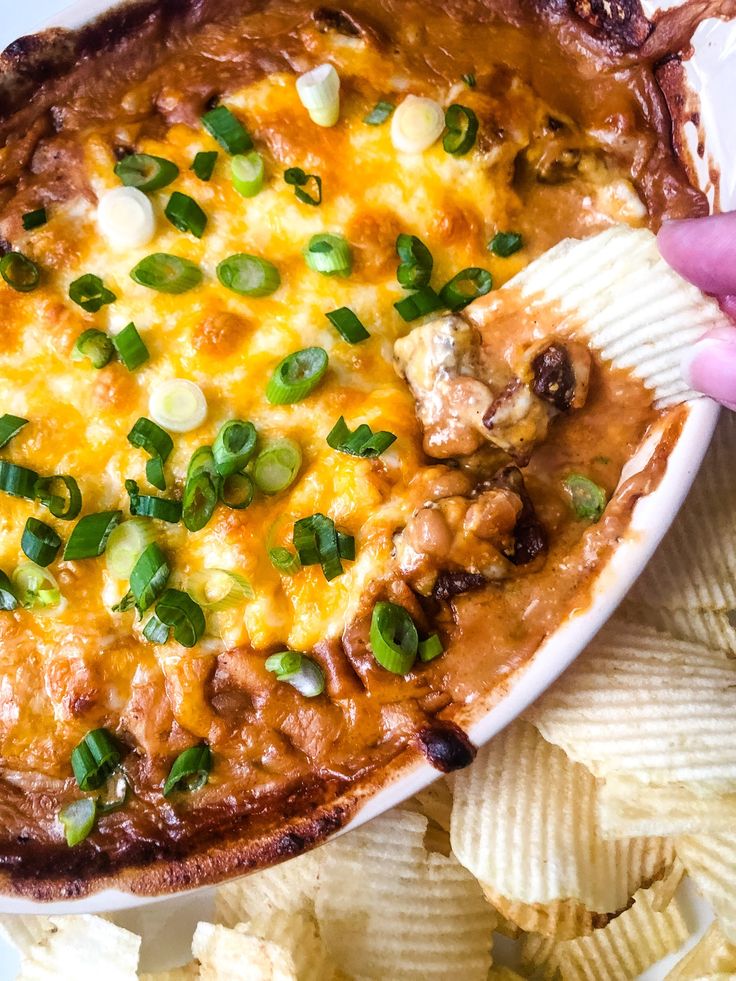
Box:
left=658, top=213, right=736, bottom=410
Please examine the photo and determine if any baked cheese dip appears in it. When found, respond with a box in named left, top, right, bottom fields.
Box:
left=0, top=0, right=709, bottom=896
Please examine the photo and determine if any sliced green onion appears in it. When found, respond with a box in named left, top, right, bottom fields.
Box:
left=304, top=233, right=351, bottom=277
left=191, top=150, right=218, bottom=182
left=148, top=588, right=206, bottom=648
left=131, top=253, right=202, bottom=294
left=265, top=651, right=325, bottom=697
left=105, top=518, right=156, bottom=579
left=370, top=601, right=418, bottom=674
left=269, top=547, right=301, bottom=574
left=63, top=510, right=122, bottom=560
left=462, top=72, right=477, bottom=88
left=326, top=416, right=396, bottom=458
left=325, top=307, right=369, bottom=343
left=127, top=417, right=174, bottom=491
left=284, top=167, right=322, bottom=206
left=253, top=438, right=302, bottom=495
left=23, top=207, right=48, bottom=231
left=396, top=233, right=433, bottom=289
left=128, top=541, right=170, bottom=613
left=337, top=530, right=355, bottom=561
left=443, top=103, right=479, bottom=156
left=142, top=612, right=170, bottom=644
left=182, top=447, right=219, bottom=532
left=364, top=100, right=394, bottom=125
left=439, top=267, right=492, bottom=311
left=163, top=744, right=212, bottom=795
left=202, top=105, right=253, bottom=154
left=21, top=517, right=61, bottom=567
left=393, top=286, right=444, bottom=322
left=35, top=475, right=82, bottom=521
left=0, top=252, right=40, bottom=292
left=72, top=328, right=114, bottom=369
left=293, top=512, right=350, bottom=581
left=71, top=728, right=121, bottom=792
left=96, top=770, right=128, bottom=814
left=217, top=254, right=280, bottom=297
left=11, top=561, right=61, bottom=609
left=489, top=231, right=523, bottom=257
left=149, top=378, right=208, bottom=433
left=164, top=191, right=208, bottom=239
left=97, top=186, right=155, bottom=251
left=188, top=569, right=253, bottom=611
left=0, top=414, right=27, bottom=449
left=563, top=474, right=608, bottom=522
left=59, top=797, right=96, bottom=847
left=69, top=274, right=116, bottom=313
left=113, top=322, right=149, bottom=371
left=220, top=472, right=254, bottom=510
left=125, top=479, right=182, bottom=524
left=213, top=420, right=257, bottom=477
left=0, top=570, right=19, bottom=611
left=418, top=633, right=444, bottom=662
left=266, top=347, right=328, bottom=404
left=391, top=96, right=445, bottom=153
left=145, top=456, right=166, bottom=492
left=0, top=461, right=39, bottom=500
left=296, top=64, right=341, bottom=127
left=114, top=153, right=180, bottom=192
left=231, top=151, right=265, bottom=197
left=96, top=185, right=155, bottom=252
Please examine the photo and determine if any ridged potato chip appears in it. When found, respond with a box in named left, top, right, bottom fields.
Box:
left=314, top=808, right=495, bottom=980
left=482, top=886, right=612, bottom=940
left=648, top=858, right=686, bottom=913
left=246, top=910, right=339, bottom=981
left=665, top=921, right=736, bottom=980
left=628, top=414, right=736, bottom=612
left=621, top=600, right=736, bottom=660
left=0, top=915, right=53, bottom=959
left=191, top=922, right=296, bottom=981
left=215, top=849, right=323, bottom=928
left=520, top=880, right=689, bottom=981
left=451, top=720, right=674, bottom=912
left=528, top=621, right=736, bottom=785
left=140, top=968, right=199, bottom=981
left=409, top=778, right=453, bottom=831
left=467, top=224, right=731, bottom=406
left=600, top=775, right=736, bottom=837
left=15, top=915, right=140, bottom=980
left=676, top=834, right=736, bottom=942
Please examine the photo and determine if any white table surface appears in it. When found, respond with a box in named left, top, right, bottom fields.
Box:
left=0, top=2, right=718, bottom=978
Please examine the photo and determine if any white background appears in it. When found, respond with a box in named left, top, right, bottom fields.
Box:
left=0, top=2, right=75, bottom=47
left=0, top=1, right=719, bottom=977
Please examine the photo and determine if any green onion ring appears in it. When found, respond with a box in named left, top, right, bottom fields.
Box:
left=163, top=744, right=212, bottom=795
left=266, top=347, right=328, bottom=405
left=369, top=601, right=419, bottom=674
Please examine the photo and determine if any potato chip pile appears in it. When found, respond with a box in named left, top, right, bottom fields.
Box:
left=3, top=415, right=736, bottom=980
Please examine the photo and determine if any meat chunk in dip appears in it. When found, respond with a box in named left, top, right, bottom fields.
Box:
left=394, top=464, right=547, bottom=598
left=394, top=315, right=591, bottom=464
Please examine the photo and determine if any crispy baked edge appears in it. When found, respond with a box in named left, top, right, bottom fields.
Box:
left=0, top=0, right=702, bottom=902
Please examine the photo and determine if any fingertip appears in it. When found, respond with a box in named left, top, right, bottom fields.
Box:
left=681, top=328, right=736, bottom=407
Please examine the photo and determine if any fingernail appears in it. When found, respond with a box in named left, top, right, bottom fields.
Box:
left=682, top=333, right=736, bottom=406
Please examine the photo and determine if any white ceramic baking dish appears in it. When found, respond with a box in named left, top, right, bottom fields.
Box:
left=0, top=0, right=727, bottom=919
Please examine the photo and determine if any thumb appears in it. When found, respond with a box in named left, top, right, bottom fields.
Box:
left=658, top=212, right=736, bottom=296
left=683, top=326, right=736, bottom=410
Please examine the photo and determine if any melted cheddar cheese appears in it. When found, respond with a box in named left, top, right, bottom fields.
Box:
left=0, top=44, right=646, bottom=779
